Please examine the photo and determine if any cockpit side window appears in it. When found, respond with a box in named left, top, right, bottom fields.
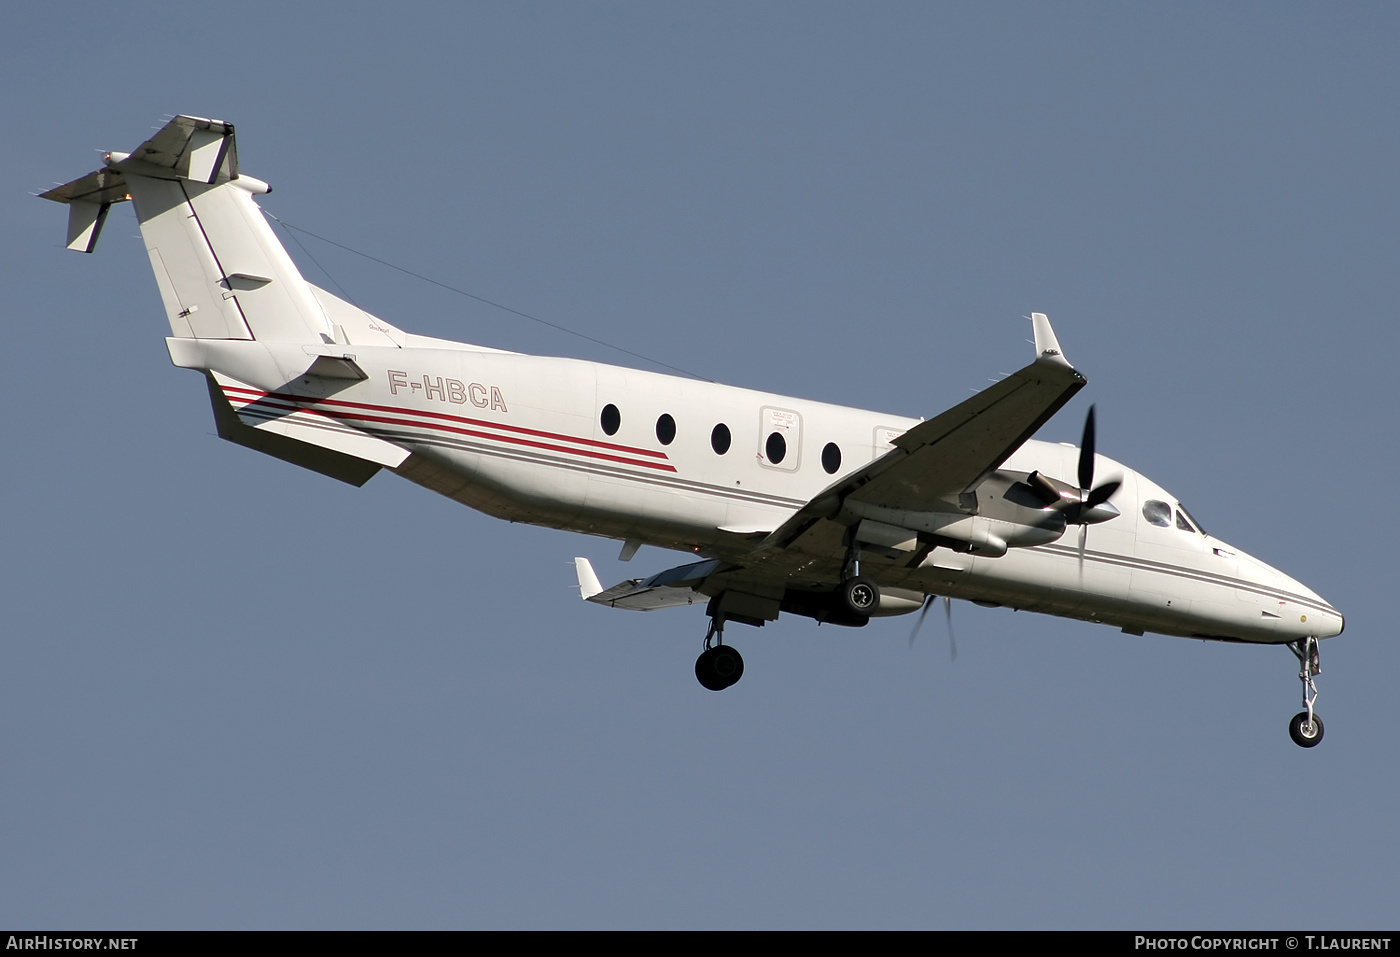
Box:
left=1142, top=500, right=1172, bottom=527
left=1175, top=510, right=1196, bottom=533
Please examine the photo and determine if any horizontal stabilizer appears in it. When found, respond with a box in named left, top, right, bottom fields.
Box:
left=40, top=166, right=131, bottom=206
left=41, top=168, right=131, bottom=252
left=118, top=115, right=239, bottom=184
left=41, top=116, right=239, bottom=253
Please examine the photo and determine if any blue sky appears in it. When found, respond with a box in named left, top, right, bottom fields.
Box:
left=3, top=2, right=1397, bottom=928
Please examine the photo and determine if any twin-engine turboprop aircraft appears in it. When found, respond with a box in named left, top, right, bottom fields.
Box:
left=43, top=115, right=1344, bottom=746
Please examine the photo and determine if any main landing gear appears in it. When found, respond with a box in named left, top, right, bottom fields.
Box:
left=1287, top=636, right=1324, bottom=748
left=840, top=576, right=880, bottom=617
left=695, top=616, right=744, bottom=692
left=840, top=541, right=880, bottom=617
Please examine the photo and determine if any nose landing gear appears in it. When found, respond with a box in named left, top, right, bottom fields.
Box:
left=1287, top=636, right=1324, bottom=748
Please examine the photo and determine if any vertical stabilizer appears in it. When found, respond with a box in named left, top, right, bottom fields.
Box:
left=42, top=115, right=335, bottom=345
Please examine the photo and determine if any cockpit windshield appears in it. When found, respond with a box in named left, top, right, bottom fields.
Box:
left=1176, top=503, right=1206, bottom=536
left=1142, top=498, right=1207, bottom=536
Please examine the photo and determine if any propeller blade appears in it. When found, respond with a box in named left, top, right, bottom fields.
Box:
left=1078, top=405, right=1097, bottom=491
left=1084, top=478, right=1121, bottom=510
left=907, top=596, right=935, bottom=649
left=1077, top=524, right=1088, bottom=586
left=944, top=596, right=957, bottom=662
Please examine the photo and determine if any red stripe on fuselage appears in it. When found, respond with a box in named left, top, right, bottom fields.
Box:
left=224, top=388, right=679, bottom=473
left=222, top=386, right=668, bottom=458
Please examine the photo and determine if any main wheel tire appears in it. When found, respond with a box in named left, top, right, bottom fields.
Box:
left=711, top=645, right=744, bottom=689
left=841, top=576, right=880, bottom=617
left=695, top=646, right=744, bottom=691
left=695, top=648, right=724, bottom=691
left=1289, top=711, right=1325, bottom=748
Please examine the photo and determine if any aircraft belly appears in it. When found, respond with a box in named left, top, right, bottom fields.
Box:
left=944, top=541, right=1131, bottom=619
left=588, top=474, right=711, bottom=518
left=468, top=451, right=588, bottom=522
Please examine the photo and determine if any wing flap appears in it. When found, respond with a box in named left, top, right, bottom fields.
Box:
left=581, top=558, right=720, bottom=611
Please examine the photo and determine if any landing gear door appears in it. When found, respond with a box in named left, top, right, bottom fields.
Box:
left=758, top=406, right=801, bottom=471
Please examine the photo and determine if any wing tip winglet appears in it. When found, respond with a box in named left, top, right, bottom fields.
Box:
left=1030, top=313, right=1073, bottom=369
left=574, top=557, right=605, bottom=600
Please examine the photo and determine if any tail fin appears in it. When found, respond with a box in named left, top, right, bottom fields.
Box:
left=42, top=115, right=335, bottom=344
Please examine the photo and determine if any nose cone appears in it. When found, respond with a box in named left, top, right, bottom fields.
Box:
left=1297, top=594, right=1345, bottom=639
left=1317, top=603, right=1345, bottom=638
left=1240, top=550, right=1344, bottom=639
left=1280, top=573, right=1343, bottom=639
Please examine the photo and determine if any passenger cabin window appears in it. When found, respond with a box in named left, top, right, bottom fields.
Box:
left=711, top=423, right=731, bottom=455
left=656, top=414, right=676, bottom=445
left=1142, top=500, right=1172, bottom=527
left=758, top=407, right=801, bottom=471
left=766, top=431, right=787, bottom=464
left=821, top=442, right=841, bottom=474
left=600, top=404, right=621, bottom=436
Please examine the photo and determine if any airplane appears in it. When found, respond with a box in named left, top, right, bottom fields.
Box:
left=42, top=115, right=1344, bottom=747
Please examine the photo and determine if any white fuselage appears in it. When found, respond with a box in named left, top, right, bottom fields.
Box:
left=206, top=334, right=1343, bottom=647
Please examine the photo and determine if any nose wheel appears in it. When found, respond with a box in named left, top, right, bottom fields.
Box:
left=695, top=616, right=744, bottom=691
left=1286, top=637, right=1324, bottom=748
left=1288, top=711, right=1324, bottom=748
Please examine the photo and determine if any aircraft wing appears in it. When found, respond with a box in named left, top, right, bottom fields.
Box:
left=575, top=316, right=1086, bottom=619
left=761, top=313, right=1085, bottom=551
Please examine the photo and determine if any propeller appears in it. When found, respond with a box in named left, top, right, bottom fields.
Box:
left=1073, top=405, right=1122, bottom=517
left=907, top=596, right=933, bottom=649
left=1024, top=406, right=1121, bottom=522
left=1024, top=406, right=1123, bottom=581
left=1071, top=404, right=1121, bottom=583
left=944, top=596, right=957, bottom=662
left=907, top=595, right=957, bottom=662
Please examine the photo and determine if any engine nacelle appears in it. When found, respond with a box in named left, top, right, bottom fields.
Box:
left=845, top=497, right=1067, bottom=558
left=781, top=584, right=925, bottom=626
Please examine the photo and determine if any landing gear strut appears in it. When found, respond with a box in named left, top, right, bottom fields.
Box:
left=695, top=616, right=744, bottom=692
left=1287, top=636, right=1324, bottom=748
